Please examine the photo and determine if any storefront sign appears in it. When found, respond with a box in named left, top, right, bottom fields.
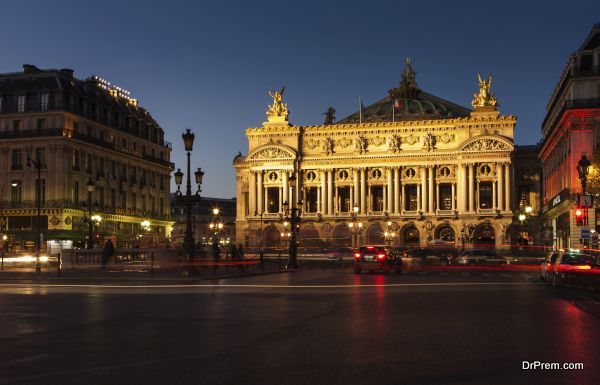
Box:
left=544, top=189, right=570, bottom=213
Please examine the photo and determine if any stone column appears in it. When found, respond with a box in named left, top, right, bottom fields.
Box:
left=257, top=171, right=263, bottom=214
left=436, top=182, right=440, bottom=212
left=320, top=170, right=327, bottom=214
left=468, top=164, right=475, bottom=212
left=421, top=167, right=427, bottom=212
left=492, top=178, right=497, bottom=210
left=401, top=183, right=406, bottom=213
left=282, top=171, right=288, bottom=205
left=387, top=168, right=393, bottom=214
left=417, top=184, right=421, bottom=212
left=249, top=171, right=256, bottom=216
left=497, top=163, right=504, bottom=212
left=394, top=168, right=400, bottom=214
left=295, top=169, right=301, bottom=209
left=451, top=182, right=456, bottom=211
left=327, top=169, right=333, bottom=215
left=428, top=166, right=434, bottom=213
left=360, top=168, right=366, bottom=214
left=456, top=164, right=465, bottom=212
left=352, top=169, right=359, bottom=210
left=505, top=163, right=511, bottom=212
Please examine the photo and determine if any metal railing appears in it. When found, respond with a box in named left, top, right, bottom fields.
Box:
left=0, top=101, right=172, bottom=149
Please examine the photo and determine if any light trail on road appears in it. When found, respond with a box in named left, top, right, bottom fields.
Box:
left=0, top=282, right=543, bottom=290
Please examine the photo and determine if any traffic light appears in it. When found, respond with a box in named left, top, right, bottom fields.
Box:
left=576, top=209, right=584, bottom=226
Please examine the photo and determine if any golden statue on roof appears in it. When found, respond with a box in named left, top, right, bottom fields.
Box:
left=471, top=73, right=498, bottom=109
left=267, top=85, right=289, bottom=121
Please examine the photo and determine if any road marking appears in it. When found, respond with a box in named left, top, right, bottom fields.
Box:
left=0, top=282, right=543, bottom=289
left=461, top=272, right=470, bottom=276
left=499, top=273, right=511, bottom=278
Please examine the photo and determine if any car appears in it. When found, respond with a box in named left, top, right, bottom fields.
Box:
left=353, top=245, right=402, bottom=274
left=326, top=247, right=354, bottom=264
left=400, top=247, right=459, bottom=267
left=551, top=252, right=597, bottom=288
left=457, top=249, right=510, bottom=266
left=540, top=250, right=560, bottom=281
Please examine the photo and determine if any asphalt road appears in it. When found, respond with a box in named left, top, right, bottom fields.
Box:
left=0, top=268, right=598, bottom=385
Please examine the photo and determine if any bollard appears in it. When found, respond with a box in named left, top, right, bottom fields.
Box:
left=150, top=252, right=155, bottom=277
left=57, top=253, right=61, bottom=277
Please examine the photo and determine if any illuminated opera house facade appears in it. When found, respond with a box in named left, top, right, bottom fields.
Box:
left=233, top=60, right=517, bottom=248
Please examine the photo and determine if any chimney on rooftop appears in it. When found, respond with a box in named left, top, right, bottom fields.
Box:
left=23, top=64, right=41, bottom=74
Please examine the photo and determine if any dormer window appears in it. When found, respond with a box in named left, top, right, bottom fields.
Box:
left=40, top=93, right=49, bottom=111
left=17, top=95, right=26, bottom=112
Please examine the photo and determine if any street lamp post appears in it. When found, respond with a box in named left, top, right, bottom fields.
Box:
left=27, top=155, right=43, bottom=273
left=209, top=207, right=224, bottom=262
left=174, top=129, right=204, bottom=262
left=348, top=204, right=362, bottom=248
left=283, top=174, right=301, bottom=269
left=85, top=178, right=95, bottom=249
left=384, top=220, right=396, bottom=247
left=577, top=154, right=591, bottom=195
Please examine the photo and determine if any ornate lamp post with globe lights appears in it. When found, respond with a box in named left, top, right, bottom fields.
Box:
left=348, top=204, right=362, bottom=248
left=384, top=220, right=396, bottom=247
left=209, top=208, right=224, bottom=245
left=174, top=129, right=204, bottom=261
left=282, top=173, right=301, bottom=269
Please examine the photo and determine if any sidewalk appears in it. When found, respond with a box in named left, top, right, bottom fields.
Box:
left=0, top=260, right=295, bottom=285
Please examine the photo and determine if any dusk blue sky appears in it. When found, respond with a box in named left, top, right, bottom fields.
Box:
left=2, top=1, right=599, bottom=198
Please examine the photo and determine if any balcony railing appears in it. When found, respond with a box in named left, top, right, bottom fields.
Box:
left=541, top=98, right=600, bottom=147
left=0, top=200, right=171, bottom=220
left=0, top=101, right=172, bottom=148
left=0, top=127, right=172, bottom=168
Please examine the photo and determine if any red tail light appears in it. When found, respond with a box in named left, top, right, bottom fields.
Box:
left=354, top=253, right=361, bottom=260
left=377, top=253, right=386, bottom=260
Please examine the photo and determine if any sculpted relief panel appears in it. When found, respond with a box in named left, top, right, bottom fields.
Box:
left=462, top=138, right=511, bottom=152
left=248, top=147, right=295, bottom=161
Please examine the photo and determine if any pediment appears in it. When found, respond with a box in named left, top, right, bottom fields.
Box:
left=247, top=145, right=296, bottom=161
left=459, top=136, right=513, bottom=152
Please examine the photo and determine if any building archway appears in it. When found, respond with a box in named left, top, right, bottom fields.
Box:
left=332, top=224, right=351, bottom=247
left=402, top=225, right=420, bottom=247
left=366, top=223, right=384, bottom=245
left=262, top=225, right=280, bottom=247
left=435, top=225, right=456, bottom=244
left=299, top=223, right=323, bottom=248
left=473, top=222, right=495, bottom=248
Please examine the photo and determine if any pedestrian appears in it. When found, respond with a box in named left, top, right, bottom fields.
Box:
left=229, top=243, right=238, bottom=261
left=101, top=239, right=115, bottom=269
left=237, top=244, right=244, bottom=259
left=211, top=239, right=221, bottom=260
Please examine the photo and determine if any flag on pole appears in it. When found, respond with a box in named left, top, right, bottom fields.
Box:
left=359, top=97, right=364, bottom=124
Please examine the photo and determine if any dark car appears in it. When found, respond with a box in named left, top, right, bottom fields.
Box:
left=457, top=249, right=510, bottom=266
left=551, top=252, right=597, bottom=287
left=540, top=250, right=560, bottom=281
left=353, top=245, right=402, bottom=274
left=401, top=247, right=459, bottom=267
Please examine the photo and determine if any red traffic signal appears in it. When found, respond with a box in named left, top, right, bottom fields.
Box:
left=576, top=209, right=584, bottom=226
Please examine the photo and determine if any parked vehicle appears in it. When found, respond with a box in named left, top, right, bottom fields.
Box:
left=551, top=252, right=597, bottom=287
left=540, top=250, right=560, bottom=281
left=400, top=247, right=459, bottom=267
left=457, top=249, right=510, bottom=266
left=353, top=245, right=402, bottom=274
